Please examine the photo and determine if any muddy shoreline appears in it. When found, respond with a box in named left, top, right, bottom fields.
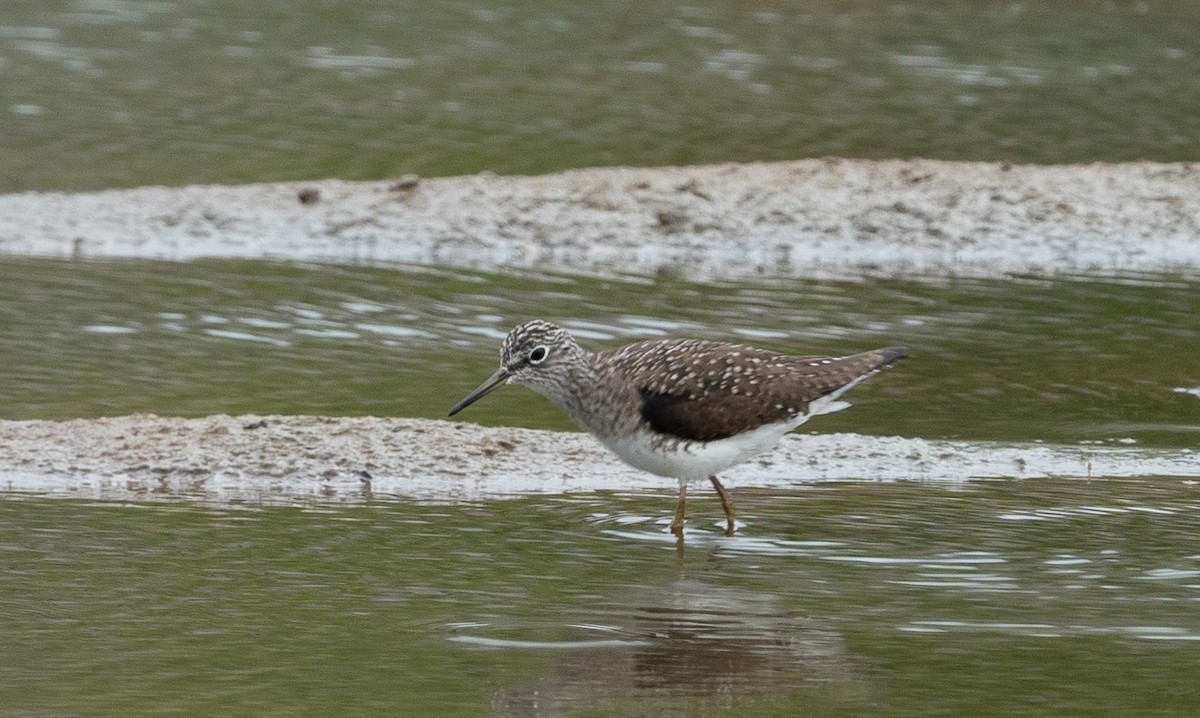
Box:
left=3, top=159, right=1198, bottom=278
left=1, top=415, right=1196, bottom=504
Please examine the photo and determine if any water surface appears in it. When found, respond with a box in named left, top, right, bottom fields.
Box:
left=4, top=479, right=1200, bottom=716
left=2, top=258, right=1197, bottom=448
left=3, top=0, right=1198, bottom=192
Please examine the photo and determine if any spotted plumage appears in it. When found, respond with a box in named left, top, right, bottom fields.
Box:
left=449, top=320, right=907, bottom=536
left=609, top=339, right=902, bottom=443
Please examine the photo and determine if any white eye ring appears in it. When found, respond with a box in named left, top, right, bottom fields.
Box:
left=528, top=345, right=549, bottom=364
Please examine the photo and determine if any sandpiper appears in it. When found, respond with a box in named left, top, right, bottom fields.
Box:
left=449, top=320, right=906, bottom=536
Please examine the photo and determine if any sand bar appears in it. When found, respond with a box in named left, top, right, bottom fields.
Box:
left=3, top=159, right=1198, bottom=278
left=1, top=415, right=1196, bottom=504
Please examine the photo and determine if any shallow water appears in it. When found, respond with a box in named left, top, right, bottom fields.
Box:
left=4, top=478, right=1200, bottom=716
left=3, top=0, right=1199, bottom=192
left=2, top=258, right=1197, bottom=448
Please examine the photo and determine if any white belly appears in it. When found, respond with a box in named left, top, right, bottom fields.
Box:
left=597, top=417, right=804, bottom=483
left=575, top=379, right=859, bottom=482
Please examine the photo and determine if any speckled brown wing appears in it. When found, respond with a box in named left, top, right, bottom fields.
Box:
left=601, top=340, right=906, bottom=443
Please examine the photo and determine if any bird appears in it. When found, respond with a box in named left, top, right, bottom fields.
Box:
left=449, top=320, right=906, bottom=536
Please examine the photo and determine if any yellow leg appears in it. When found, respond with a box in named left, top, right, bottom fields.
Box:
left=710, top=476, right=736, bottom=536
left=670, top=482, right=687, bottom=535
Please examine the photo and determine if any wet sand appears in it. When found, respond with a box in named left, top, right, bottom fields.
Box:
left=3, top=159, right=1199, bottom=278
left=3, top=159, right=1199, bottom=501
left=1, top=414, right=1196, bottom=503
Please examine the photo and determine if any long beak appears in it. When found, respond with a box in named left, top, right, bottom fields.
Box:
left=448, top=367, right=511, bottom=416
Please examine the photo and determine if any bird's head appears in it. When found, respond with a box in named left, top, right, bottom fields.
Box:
left=448, top=320, right=585, bottom=415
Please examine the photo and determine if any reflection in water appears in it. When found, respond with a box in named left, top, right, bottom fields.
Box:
left=472, top=579, right=855, bottom=717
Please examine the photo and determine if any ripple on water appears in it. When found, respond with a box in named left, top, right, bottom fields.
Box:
left=901, top=621, right=1200, bottom=642
left=999, top=502, right=1195, bottom=521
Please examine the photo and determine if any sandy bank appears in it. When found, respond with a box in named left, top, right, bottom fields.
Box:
left=2, top=159, right=1198, bottom=278
left=1, top=415, right=1196, bottom=504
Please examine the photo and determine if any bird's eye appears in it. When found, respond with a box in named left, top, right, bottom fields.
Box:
left=528, top=345, right=549, bottom=364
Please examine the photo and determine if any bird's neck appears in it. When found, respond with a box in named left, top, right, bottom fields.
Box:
left=536, top=350, right=630, bottom=438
